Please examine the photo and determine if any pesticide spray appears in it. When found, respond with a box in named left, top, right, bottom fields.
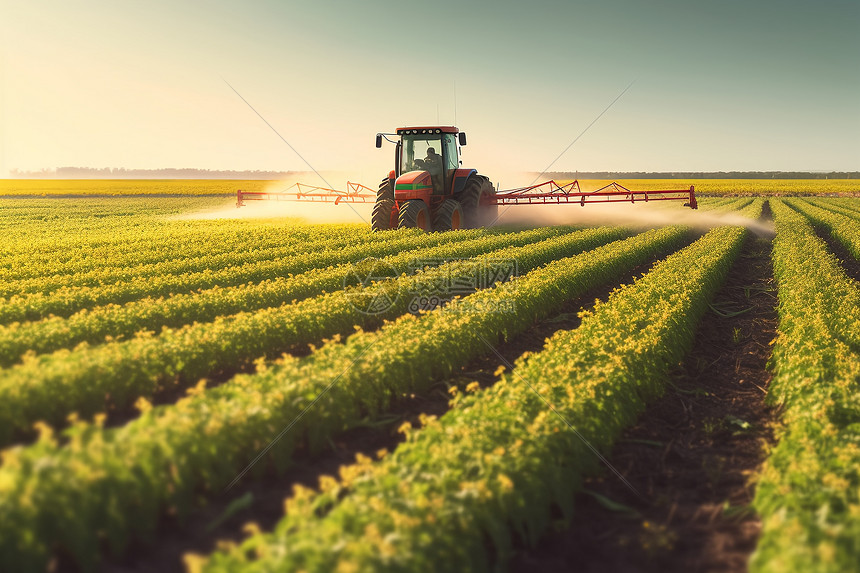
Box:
left=177, top=171, right=374, bottom=223
left=179, top=171, right=771, bottom=237
left=494, top=198, right=773, bottom=236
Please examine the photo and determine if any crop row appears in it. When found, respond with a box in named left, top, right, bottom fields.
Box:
left=696, top=197, right=754, bottom=214
left=0, top=226, right=617, bottom=444
left=702, top=197, right=742, bottom=209
left=815, top=197, right=860, bottom=218
left=192, top=198, right=762, bottom=571
left=196, top=223, right=750, bottom=572
left=0, top=217, right=363, bottom=276
left=718, top=197, right=753, bottom=210
left=0, top=197, right=754, bottom=318
left=0, top=179, right=263, bottom=198
left=785, top=199, right=860, bottom=260
left=0, top=214, right=328, bottom=259
left=0, top=224, right=373, bottom=285
left=0, top=225, right=691, bottom=572
left=0, top=195, right=741, bottom=279
left=0, top=227, right=395, bottom=296
left=0, top=227, right=496, bottom=324
left=749, top=200, right=860, bottom=573
left=0, top=227, right=568, bottom=367
left=0, top=201, right=223, bottom=232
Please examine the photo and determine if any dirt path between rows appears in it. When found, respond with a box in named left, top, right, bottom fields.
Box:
left=96, top=241, right=685, bottom=573
left=812, top=224, right=860, bottom=282
left=510, top=217, right=778, bottom=572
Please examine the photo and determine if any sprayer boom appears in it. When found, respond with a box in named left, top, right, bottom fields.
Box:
left=236, top=125, right=698, bottom=230
left=493, top=180, right=697, bottom=209
left=237, top=179, right=697, bottom=210
left=237, top=181, right=375, bottom=207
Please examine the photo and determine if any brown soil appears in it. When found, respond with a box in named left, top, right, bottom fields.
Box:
left=95, top=240, right=686, bottom=573
left=452, top=245, right=685, bottom=392
left=510, top=219, right=778, bottom=572
left=812, top=224, right=860, bottom=282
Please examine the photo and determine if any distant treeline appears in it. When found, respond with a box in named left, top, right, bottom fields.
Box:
left=8, top=168, right=304, bottom=180
left=7, top=168, right=858, bottom=180
left=544, top=171, right=860, bottom=180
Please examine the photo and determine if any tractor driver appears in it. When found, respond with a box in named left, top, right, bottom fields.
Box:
left=424, top=147, right=443, bottom=194
left=424, top=147, right=442, bottom=169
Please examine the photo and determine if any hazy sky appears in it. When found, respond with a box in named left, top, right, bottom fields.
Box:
left=1, top=0, right=858, bottom=179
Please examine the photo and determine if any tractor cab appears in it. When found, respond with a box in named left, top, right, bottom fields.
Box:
left=377, top=127, right=467, bottom=196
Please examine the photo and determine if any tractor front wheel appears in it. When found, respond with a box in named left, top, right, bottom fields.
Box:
left=432, top=199, right=463, bottom=232
left=377, top=177, right=393, bottom=202
left=371, top=199, right=395, bottom=231
left=398, top=200, right=430, bottom=232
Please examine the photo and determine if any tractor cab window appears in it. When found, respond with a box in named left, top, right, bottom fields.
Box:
left=443, top=133, right=459, bottom=192
left=443, top=134, right=458, bottom=170
left=401, top=134, right=445, bottom=194
left=401, top=135, right=443, bottom=175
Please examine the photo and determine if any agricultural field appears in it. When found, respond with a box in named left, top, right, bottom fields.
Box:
left=0, top=180, right=271, bottom=197
left=0, top=182, right=859, bottom=573
left=2, top=178, right=857, bottom=198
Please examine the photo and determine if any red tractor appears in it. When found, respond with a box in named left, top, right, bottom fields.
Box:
left=236, top=127, right=697, bottom=221
left=372, top=126, right=496, bottom=232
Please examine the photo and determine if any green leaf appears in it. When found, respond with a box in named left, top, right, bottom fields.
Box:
left=580, top=488, right=640, bottom=516
left=205, top=492, right=254, bottom=533
left=708, top=303, right=753, bottom=318
left=725, top=414, right=752, bottom=431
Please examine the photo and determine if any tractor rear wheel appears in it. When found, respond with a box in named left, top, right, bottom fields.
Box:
left=377, top=177, right=393, bottom=202
left=432, top=199, right=463, bottom=232
left=371, top=199, right=395, bottom=232
left=458, top=175, right=497, bottom=228
left=483, top=177, right=499, bottom=224
left=398, top=200, right=430, bottom=231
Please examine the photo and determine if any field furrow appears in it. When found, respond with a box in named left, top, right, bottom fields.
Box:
left=0, top=225, right=373, bottom=286
left=698, top=197, right=750, bottom=212
left=0, top=225, right=692, bottom=572
left=195, top=223, right=750, bottom=573
left=813, top=199, right=860, bottom=225
left=815, top=197, right=860, bottom=218
left=0, top=226, right=623, bottom=445
left=0, top=226, right=567, bottom=367
left=786, top=199, right=860, bottom=260
left=1, top=188, right=851, bottom=573
left=0, top=217, right=338, bottom=265
left=0, top=228, right=495, bottom=324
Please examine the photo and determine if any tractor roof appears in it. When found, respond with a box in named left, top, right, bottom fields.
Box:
left=396, top=126, right=459, bottom=135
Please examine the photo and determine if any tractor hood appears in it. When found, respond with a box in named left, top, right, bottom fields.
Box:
left=394, top=171, right=433, bottom=201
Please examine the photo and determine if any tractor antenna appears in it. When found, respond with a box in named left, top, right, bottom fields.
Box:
left=453, top=80, right=457, bottom=126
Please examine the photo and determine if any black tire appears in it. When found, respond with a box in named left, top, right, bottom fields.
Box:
left=483, top=180, right=499, bottom=225
left=458, top=175, right=497, bottom=228
left=371, top=199, right=395, bottom=232
left=377, top=177, right=393, bottom=202
left=432, top=199, right=463, bottom=232
left=397, top=200, right=430, bottom=231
